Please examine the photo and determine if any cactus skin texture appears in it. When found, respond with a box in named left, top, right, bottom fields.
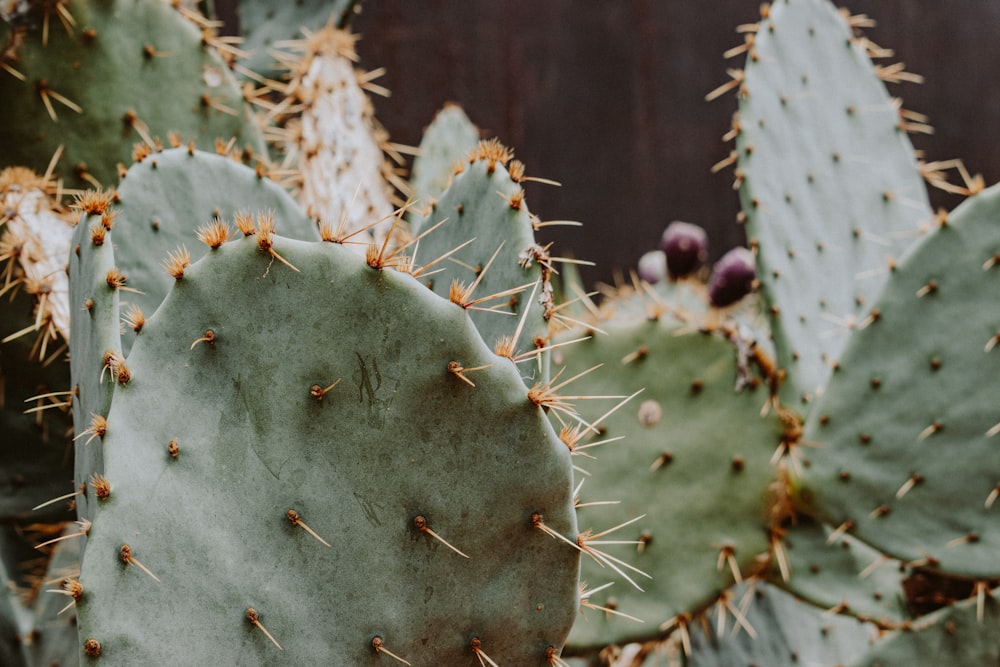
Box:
left=408, top=103, right=482, bottom=223
left=556, top=314, right=784, bottom=651
left=73, top=227, right=579, bottom=664
left=685, top=581, right=878, bottom=667
left=796, top=183, right=1000, bottom=578
left=0, top=0, right=263, bottom=188
left=847, top=592, right=1000, bottom=666
left=101, top=147, right=320, bottom=353
left=237, top=0, right=360, bottom=79
left=733, top=0, right=932, bottom=408
left=412, top=140, right=558, bottom=371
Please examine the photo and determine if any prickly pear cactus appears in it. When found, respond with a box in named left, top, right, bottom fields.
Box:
left=236, top=0, right=360, bottom=79
left=730, top=0, right=932, bottom=407
left=772, top=517, right=909, bottom=626
left=72, top=224, right=580, bottom=664
left=411, top=140, right=561, bottom=371
left=686, top=581, right=878, bottom=667
left=408, top=103, right=481, bottom=221
left=0, top=0, right=263, bottom=188
left=100, top=147, right=320, bottom=352
left=556, top=313, right=785, bottom=651
left=796, top=183, right=1000, bottom=578
left=271, top=24, right=402, bottom=250
left=847, top=591, right=1000, bottom=666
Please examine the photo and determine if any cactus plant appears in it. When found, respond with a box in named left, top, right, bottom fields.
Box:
left=0, top=0, right=264, bottom=189
left=408, top=103, right=482, bottom=223
left=730, top=0, right=932, bottom=408
left=70, top=217, right=581, bottom=663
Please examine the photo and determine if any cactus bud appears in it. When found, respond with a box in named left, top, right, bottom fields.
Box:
left=709, top=247, right=755, bottom=307
left=659, top=221, right=708, bottom=278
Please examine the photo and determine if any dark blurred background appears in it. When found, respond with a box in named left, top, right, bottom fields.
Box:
left=317, top=2, right=1000, bottom=287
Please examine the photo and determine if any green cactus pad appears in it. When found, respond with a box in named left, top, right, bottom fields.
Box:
left=0, top=0, right=264, bottom=189
left=408, top=104, right=481, bottom=221
left=76, top=232, right=579, bottom=664
left=411, top=142, right=557, bottom=367
left=686, top=581, right=877, bottom=667
left=847, top=591, right=1000, bottom=667
left=558, top=318, right=784, bottom=649
left=107, top=147, right=319, bottom=353
left=797, top=183, right=1000, bottom=578
left=773, top=517, right=909, bottom=626
left=236, top=0, right=359, bottom=79
left=68, top=204, right=122, bottom=524
left=734, top=0, right=932, bottom=407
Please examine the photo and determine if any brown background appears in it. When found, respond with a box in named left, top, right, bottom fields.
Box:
left=343, top=2, right=1000, bottom=287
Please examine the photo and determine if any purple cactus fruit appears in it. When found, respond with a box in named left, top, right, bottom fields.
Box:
left=637, top=250, right=667, bottom=284
left=709, top=247, right=756, bottom=307
left=659, top=221, right=708, bottom=279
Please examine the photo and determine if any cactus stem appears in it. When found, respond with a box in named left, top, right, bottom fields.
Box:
left=31, top=489, right=84, bottom=512
left=309, top=379, right=342, bottom=401
left=189, top=329, right=216, bottom=350
left=371, top=636, right=411, bottom=665
left=447, top=361, right=493, bottom=389
left=246, top=608, right=282, bottom=650
left=120, top=544, right=160, bottom=582
left=414, top=515, right=469, bottom=558
left=287, top=509, right=332, bottom=547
